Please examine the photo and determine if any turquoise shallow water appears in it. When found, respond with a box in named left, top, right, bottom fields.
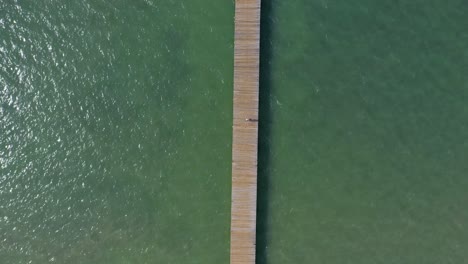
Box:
left=258, top=0, right=468, bottom=263
left=1, top=1, right=233, bottom=263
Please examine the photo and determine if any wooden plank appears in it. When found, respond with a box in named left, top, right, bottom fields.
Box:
left=230, top=0, right=261, bottom=263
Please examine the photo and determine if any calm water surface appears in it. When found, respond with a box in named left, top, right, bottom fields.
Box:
left=3, top=0, right=468, bottom=263
left=1, top=1, right=233, bottom=263
left=259, top=0, right=468, bottom=263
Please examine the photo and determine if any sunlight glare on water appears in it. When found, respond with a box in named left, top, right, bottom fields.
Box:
left=1, top=0, right=233, bottom=263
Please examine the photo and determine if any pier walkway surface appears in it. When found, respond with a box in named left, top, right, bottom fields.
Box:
left=230, top=0, right=261, bottom=263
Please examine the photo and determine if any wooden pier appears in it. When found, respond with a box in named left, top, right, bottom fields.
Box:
left=230, top=0, right=261, bottom=263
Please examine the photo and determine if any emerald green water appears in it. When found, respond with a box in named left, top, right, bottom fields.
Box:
left=1, top=1, right=233, bottom=263
left=2, top=0, right=468, bottom=263
left=258, top=0, right=468, bottom=263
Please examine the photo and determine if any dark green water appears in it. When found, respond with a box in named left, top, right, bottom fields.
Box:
left=258, top=0, right=468, bottom=263
left=1, top=1, right=233, bottom=263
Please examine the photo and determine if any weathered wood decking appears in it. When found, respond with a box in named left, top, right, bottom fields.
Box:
left=230, top=0, right=261, bottom=263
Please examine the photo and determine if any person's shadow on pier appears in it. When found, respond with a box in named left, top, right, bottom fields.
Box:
left=256, top=0, right=273, bottom=263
